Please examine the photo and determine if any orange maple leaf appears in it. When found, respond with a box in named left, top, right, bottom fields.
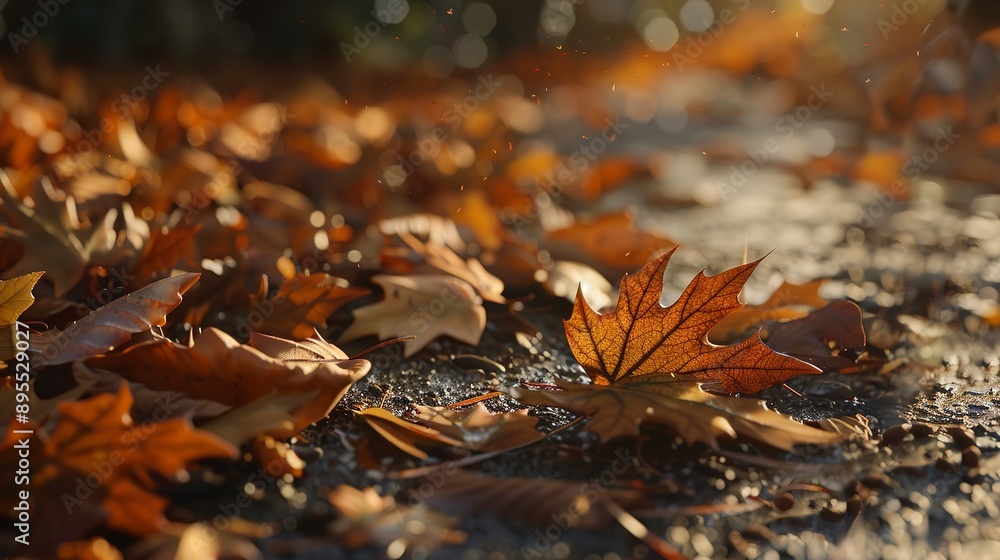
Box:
left=9, top=384, right=237, bottom=537
left=565, top=248, right=819, bottom=394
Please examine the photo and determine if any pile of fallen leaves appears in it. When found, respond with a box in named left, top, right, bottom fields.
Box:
left=0, top=56, right=914, bottom=559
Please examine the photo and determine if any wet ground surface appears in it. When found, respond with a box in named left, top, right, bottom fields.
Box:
left=166, top=152, right=1000, bottom=559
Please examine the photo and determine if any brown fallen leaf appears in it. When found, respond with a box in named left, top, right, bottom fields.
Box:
left=513, top=378, right=842, bottom=450
left=565, top=248, right=820, bottom=394
left=412, top=404, right=543, bottom=452
left=0, top=176, right=139, bottom=296
left=326, top=485, right=466, bottom=552
left=357, top=404, right=544, bottom=459
left=544, top=212, right=676, bottom=280
left=73, top=361, right=232, bottom=422
left=708, top=279, right=828, bottom=343
left=357, top=407, right=464, bottom=460
left=389, top=231, right=506, bottom=303
left=422, top=469, right=646, bottom=530
left=254, top=272, right=368, bottom=339
left=249, top=435, right=306, bottom=478
left=763, top=300, right=868, bottom=371
left=12, top=384, right=237, bottom=537
left=128, top=223, right=202, bottom=287
left=31, top=272, right=201, bottom=367
left=200, top=390, right=317, bottom=446
left=85, top=328, right=370, bottom=438
left=248, top=329, right=349, bottom=361
left=340, top=275, right=486, bottom=357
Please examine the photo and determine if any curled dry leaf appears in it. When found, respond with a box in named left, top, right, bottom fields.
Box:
left=85, top=327, right=370, bottom=438
left=255, top=272, right=369, bottom=340
left=200, top=390, right=317, bottom=446
left=412, top=404, right=543, bottom=452
left=248, top=329, right=349, bottom=361
left=566, top=248, right=820, bottom=394
left=326, top=485, right=466, bottom=552
left=763, top=300, right=867, bottom=369
left=73, top=361, right=232, bottom=421
left=357, top=404, right=544, bottom=459
left=389, top=231, right=506, bottom=303
left=340, top=275, right=486, bottom=357
left=31, top=272, right=201, bottom=367
left=357, top=408, right=464, bottom=460
left=514, top=378, right=843, bottom=450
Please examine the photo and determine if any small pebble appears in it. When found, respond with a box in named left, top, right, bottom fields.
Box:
left=881, top=424, right=909, bottom=445
left=846, top=497, right=863, bottom=516
left=772, top=493, right=795, bottom=512
left=910, top=423, right=935, bottom=438
left=936, top=457, right=958, bottom=472
left=946, top=426, right=976, bottom=450
left=962, top=447, right=982, bottom=468
left=820, top=508, right=843, bottom=523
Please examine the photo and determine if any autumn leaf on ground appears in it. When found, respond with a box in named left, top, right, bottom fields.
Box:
left=31, top=272, right=201, bottom=367
left=357, top=407, right=464, bottom=460
left=200, top=390, right=317, bottom=445
left=127, top=222, right=202, bottom=287
left=340, top=275, right=486, bottom=357
left=0, top=176, right=140, bottom=296
left=73, top=361, right=233, bottom=422
left=254, top=272, right=368, bottom=339
left=566, top=248, right=819, bottom=394
left=513, top=378, right=842, bottom=450
left=762, top=300, right=868, bottom=371
left=85, top=328, right=370, bottom=438
left=544, top=211, right=676, bottom=280
left=412, top=404, right=543, bottom=452
left=357, top=404, right=543, bottom=459
left=709, top=279, right=828, bottom=343
left=422, top=469, right=645, bottom=530
left=26, top=384, right=236, bottom=536
left=250, top=435, right=307, bottom=478
left=1, top=375, right=95, bottom=433
left=0, top=271, right=43, bottom=361
left=388, top=231, right=506, bottom=303
left=248, top=329, right=349, bottom=361
left=326, top=485, right=466, bottom=552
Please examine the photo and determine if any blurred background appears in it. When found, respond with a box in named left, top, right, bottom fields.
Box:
left=1, top=0, right=1000, bottom=299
